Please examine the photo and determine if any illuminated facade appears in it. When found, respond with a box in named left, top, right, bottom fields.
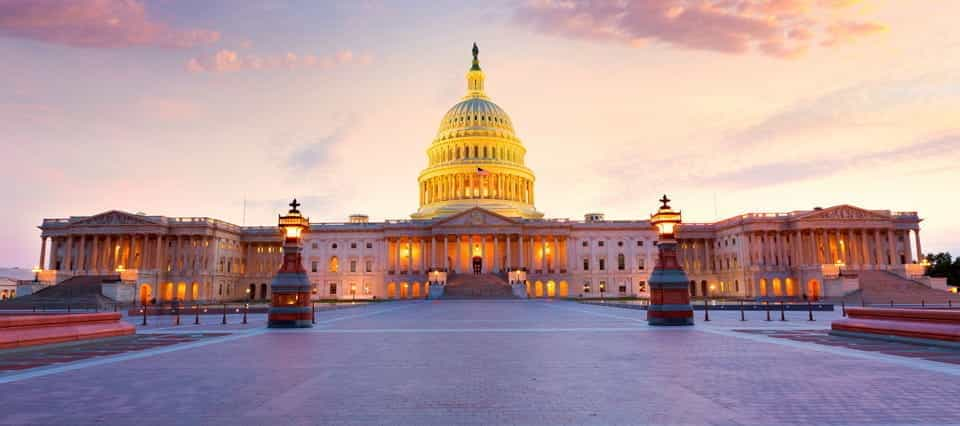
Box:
left=32, top=46, right=934, bottom=303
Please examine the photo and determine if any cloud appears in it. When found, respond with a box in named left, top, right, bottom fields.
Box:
left=707, top=133, right=960, bottom=188
left=186, top=49, right=372, bottom=73
left=0, top=0, right=220, bottom=48
left=513, top=0, right=885, bottom=58
left=286, top=120, right=355, bottom=172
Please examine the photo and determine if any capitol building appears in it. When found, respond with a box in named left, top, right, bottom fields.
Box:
left=30, top=46, right=933, bottom=304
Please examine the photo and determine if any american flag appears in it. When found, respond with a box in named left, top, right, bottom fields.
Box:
left=476, top=167, right=490, bottom=176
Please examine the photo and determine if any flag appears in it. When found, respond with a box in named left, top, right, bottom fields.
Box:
left=476, top=167, right=490, bottom=176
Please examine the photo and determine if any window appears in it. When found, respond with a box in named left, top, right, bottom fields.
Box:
left=311, top=261, right=318, bottom=273
left=311, top=242, right=318, bottom=249
left=583, top=258, right=590, bottom=271
left=617, top=253, right=625, bottom=271
left=328, top=257, right=339, bottom=273
left=617, top=241, right=623, bottom=247
left=598, top=241, right=605, bottom=247
left=599, top=281, right=606, bottom=292
left=366, top=242, right=373, bottom=249
left=331, top=243, right=338, bottom=249
left=582, top=241, right=588, bottom=247
left=638, top=257, right=645, bottom=271
left=619, top=285, right=627, bottom=293
left=599, top=258, right=606, bottom=271
left=365, top=261, right=373, bottom=273
left=637, top=240, right=644, bottom=246
left=350, top=260, right=357, bottom=273
left=329, top=283, right=337, bottom=295
left=350, top=242, right=357, bottom=249
left=582, top=281, right=591, bottom=294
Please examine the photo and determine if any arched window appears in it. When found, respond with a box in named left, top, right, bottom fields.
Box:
left=328, top=256, right=339, bottom=273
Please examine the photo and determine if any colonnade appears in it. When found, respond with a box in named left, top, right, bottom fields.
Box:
left=743, top=228, right=920, bottom=269
left=385, top=234, right=568, bottom=274
left=420, top=173, right=533, bottom=206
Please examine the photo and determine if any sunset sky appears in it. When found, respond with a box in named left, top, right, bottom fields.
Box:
left=1, top=0, right=958, bottom=268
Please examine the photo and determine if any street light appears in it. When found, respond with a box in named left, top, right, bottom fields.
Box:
left=647, top=195, right=694, bottom=326
left=835, top=259, right=845, bottom=277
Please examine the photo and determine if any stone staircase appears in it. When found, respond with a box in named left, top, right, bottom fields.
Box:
left=443, top=273, right=515, bottom=299
left=0, top=275, right=120, bottom=310
left=841, top=270, right=960, bottom=305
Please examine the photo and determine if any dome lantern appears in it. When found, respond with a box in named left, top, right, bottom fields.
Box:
left=466, top=42, right=486, bottom=99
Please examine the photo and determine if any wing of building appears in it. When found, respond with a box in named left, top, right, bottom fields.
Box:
left=31, top=46, right=934, bottom=304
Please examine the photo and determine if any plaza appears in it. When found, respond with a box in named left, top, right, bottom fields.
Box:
left=2, top=300, right=959, bottom=425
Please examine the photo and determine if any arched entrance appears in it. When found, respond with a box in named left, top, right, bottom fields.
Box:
left=139, top=284, right=152, bottom=305
left=534, top=281, right=544, bottom=298
left=387, top=282, right=397, bottom=299
left=191, top=283, right=199, bottom=300
left=701, top=280, right=708, bottom=297
left=772, top=278, right=783, bottom=297
left=472, top=256, right=482, bottom=274
left=400, top=282, right=409, bottom=299
left=785, top=278, right=796, bottom=297
left=546, top=280, right=556, bottom=298
left=558, top=281, right=569, bottom=298
left=176, top=282, right=187, bottom=301
left=248, top=284, right=256, bottom=300
left=807, top=279, right=821, bottom=301
left=759, top=279, right=768, bottom=297
left=260, top=283, right=268, bottom=300
left=689, top=280, right=697, bottom=297
left=412, top=282, right=421, bottom=298
left=162, top=282, right=174, bottom=301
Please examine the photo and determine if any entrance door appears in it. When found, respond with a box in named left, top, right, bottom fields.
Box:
left=472, top=256, right=482, bottom=275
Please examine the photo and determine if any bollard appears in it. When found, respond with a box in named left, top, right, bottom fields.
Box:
left=841, top=300, right=847, bottom=317
left=195, top=305, right=200, bottom=325
left=739, top=300, right=746, bottom=321
left=67, top=304, right=71, bottom=313
left=32, top=305, right=36, bottom=313
left=703, top=298, right=710, bottom=322
left=890, top=300, right=894, bottom=308
left=312, top=302, right=317, bottom=325
left=242, top=304, right=248, bottom=325
left=779, top=301, right=786, bottom=321
left=765, top=301, right=771, bottom=321
left=222, top=304, right=227, bottom=325
left=114, top=303, right=118, bottom=312
left=175, top=308, right=181, bottom=326
left=921, top=299, right=925, bottom=308
left=141, top=307, right=147, bottom=326
left=950, top=300, right=954, bottom=309
left=807, top=300, right=814, bottom=321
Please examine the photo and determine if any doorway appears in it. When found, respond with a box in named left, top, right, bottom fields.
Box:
left=472, top=256, right=482, bottom=275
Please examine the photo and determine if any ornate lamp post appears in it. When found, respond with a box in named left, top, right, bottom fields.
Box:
left=268, top=199, right=313, bottom=328
left=647, top=195, right=694, bottom=326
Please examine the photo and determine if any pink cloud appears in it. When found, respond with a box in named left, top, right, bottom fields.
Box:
left=0, top=0, right=220, bottom=48
left=186, top=49, right=373, bottom=73
left=514, top=0, right=885, bottom=58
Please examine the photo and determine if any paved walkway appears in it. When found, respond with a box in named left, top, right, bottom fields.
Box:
left=1, top=300, right=959, bottom=425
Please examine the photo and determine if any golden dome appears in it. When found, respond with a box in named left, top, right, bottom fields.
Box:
left=412, top=44, right=542, bottom=220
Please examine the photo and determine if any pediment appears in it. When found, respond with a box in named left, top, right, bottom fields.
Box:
left=72, top=210, right=162, bottom=226
left=798, top=205, right=890, bottom=221
left=432, top=208, right=518, bottom=228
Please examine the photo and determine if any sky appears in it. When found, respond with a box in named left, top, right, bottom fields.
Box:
left=1, top=0, right=958, bottom=268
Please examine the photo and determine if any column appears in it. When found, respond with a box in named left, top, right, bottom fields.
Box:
left=394, top=238, right=401, bottom=272
left=479, top=235, right=485, bottom=273
left=38, top=237, right=47, bottom=271
left=63, top=235, right=74, bottom=272
left=915, top=229, right=923, bottom=262
left=886, top=230, right=897, bottom=265
left=427, top=236, right=434, bottom=270
left=77, top=235, right=86, bottom=272
left=492, top=235, right=499, bottom=272
left=903, top=231, right=914, bottom=264
left=155, top=235, right=163, bottom=270
left=456, top=235, right=462, bottom=272
left=443, top=235, right=449, bottom=270
left=419, top=238, right=425, bottom=272
left=519, top=235, right=525, bottom=270
left=506, top=235, right=512, bottom=270
left=860, top=229, right=870, bottom=266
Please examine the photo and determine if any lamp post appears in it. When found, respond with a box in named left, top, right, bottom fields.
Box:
left=835, top=260, right=845, bottom=277
left=647, top=195, right=694, bottom=326
left=267, top=199, right=313, bottom=328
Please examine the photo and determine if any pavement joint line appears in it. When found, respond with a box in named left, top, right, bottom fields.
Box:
left=313, top=303, right=419, bottom=326
left=698, top=327, right=960, bottom=376
left=269, top=327, right=651, bottom=334
left=0, top=329, right=268, bottom=384
left=545, top=301, right=649, bottom=322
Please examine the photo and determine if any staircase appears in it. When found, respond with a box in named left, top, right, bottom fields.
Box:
left=841, top=270, right=960, bottom=305
left=0, top=275, right=120, bottom=310
left=443, top=273, right=515, bottom=299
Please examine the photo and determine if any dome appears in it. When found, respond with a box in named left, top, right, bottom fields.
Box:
left=412, top=43, right=542, bottom=220
left=435, top=97, right=517, bottom=141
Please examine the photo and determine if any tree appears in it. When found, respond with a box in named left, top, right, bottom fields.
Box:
left=925, top=252, right=960, bottom=287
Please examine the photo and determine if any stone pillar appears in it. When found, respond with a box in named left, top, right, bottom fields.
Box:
left=39, top=237, right=47, bottom=271
left=903, top=231, right=914, bottom=264
left=155, top=235, right=163, bottom=270
left=860, top=230, right=870, bottom=266
left=539, top=237, right=546, bottom=272
left=506, top=235, right=512, bottom=270
left=77, top=235, right=86, bottom=273
left=455, top=235, right=462, bottom=272
left=492, top=235, right=499, bottom=272
left=393, top=238, right=400, bottom=272
left=443, top=235, right=449, bottom=271
left=479, top=235, right=485, bottom=273
left=887, top=230, right=897, bottom=265
left=519, top=235, right=524, bottom=271
left=915, top=229, right=923, bottom=262
left=64, top=235, right=74, bottom=272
